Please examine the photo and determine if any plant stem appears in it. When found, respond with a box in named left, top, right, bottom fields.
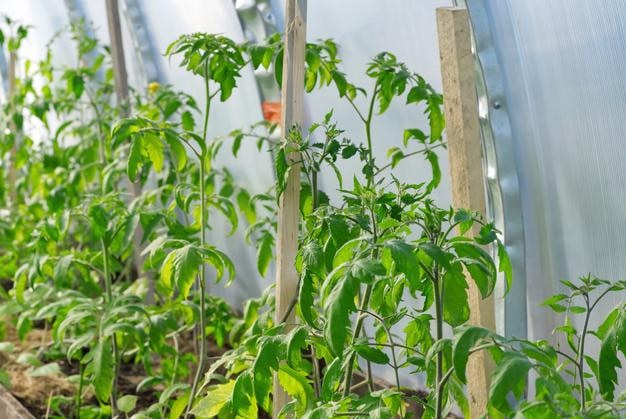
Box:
left=76, top=361, right=84, bottom=418
left=185, top=60, right=211, bottom=419
left=365, top=84, right=379, bottom=187
left=433, top=266, right=444, bottom=419
left=342, top=284, right=373, bottom=397
left=577, top=294, right=591, bottom=409
left=101, top=239, right=118, bottom=416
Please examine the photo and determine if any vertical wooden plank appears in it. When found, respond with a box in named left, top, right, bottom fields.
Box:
left=437, top=7, right=495, bottom=417
left=7, top=52, right=17, bottom=205
left=273, top=0, right=306, bottom=416
left=105, top=0, right=152, bottom=301
left=105, top=0, right=129, bottom=115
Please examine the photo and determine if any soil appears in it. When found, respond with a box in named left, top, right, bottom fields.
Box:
left=0, top=326, right=228, bottom=418
left=0, top=326, right=458, bottom=418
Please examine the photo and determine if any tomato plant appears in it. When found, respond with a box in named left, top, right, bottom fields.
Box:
left=0, top=12, right=625, bottom=419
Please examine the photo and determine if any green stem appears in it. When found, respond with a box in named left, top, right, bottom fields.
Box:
left=76, top=361, right=84, bottom=417
left=185, top=60, right=211, bottom=419
left=101, top=239, right=118, bottom=416
left=342, top=283, right=373, bottom=396
left=343, top=205, right=378, bottom=396
left=433, top=266, right=443, bottom=419
left=364, top=84, right=379, bottom=187
left=340, top=80, right=380, bottom=395
left=577, top=294, right=591, bottom=409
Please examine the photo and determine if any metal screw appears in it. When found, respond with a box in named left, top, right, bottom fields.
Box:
left=493, top=100, right=501, bottom=109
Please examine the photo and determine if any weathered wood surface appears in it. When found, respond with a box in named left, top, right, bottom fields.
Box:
left=273, top=0, right=307, bottom=416
left=437, top=7, right=495, bottom=418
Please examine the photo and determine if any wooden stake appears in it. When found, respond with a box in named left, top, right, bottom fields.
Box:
left=273, top=0, right=306, bottom=416
left=105, top=0, right=129, bottom=114
left=105, top=0, right=152, bottom=301
left=437, top=7, right=495, bottom=417
left=7, top=51, right=17, bottom=205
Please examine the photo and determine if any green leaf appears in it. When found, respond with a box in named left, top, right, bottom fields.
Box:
left=489, top=352, right=531, bottom=413
left=237, top=189, right=256, bottom=224
left=442, top=268, right=469, bottom=326
left=321, top=357, right=342, bottom=402
left=30, top=362, right=61, bottom=377
left=257, top=233, right=273, bottom=277
left=407, top=86, right=428, bottom=104
left=452, top=241, right=496, bottom=298
left=160, top=245, right=203, bottom=298
left=598, top=305, right=626, bottom=400
left=453, top=326, right=492, bottom=383
left=181, top=110, right=195, bottom=131
left=278, top=364, right=314, bottom=414
left=331, top=70, right=347, bottom=97
left=403, top=128, right=427, bottom=147
left=92, top=340, right=114, bottom=402
left=253, top=337, right=282, bottom=412
left=427, top=95, right=445, bottom=141
left=142, top=133, right=165, bottom=172
left=169, top=394, right=189, bottom=419
left=70, top=72, right=85, bottom=98
left=425, top=150, right=441, bottom=190
left=299, top=273, right=316, bottom=327
left=191, top=380, right=235, bottom=417
left=386, top=240, right=421, bottom=288
left=354, top=344, right=389, bottom=364
left=117, top=395, right=138, bottom=413
left=232, top=372, right=257, bottom=419
left=498, top=243, right=513, bottom=294
left=165, top=134, right=187, bottom=171
left=324, top=275, right=356, bottom=355
left=127, top=137, right=143, bottom=181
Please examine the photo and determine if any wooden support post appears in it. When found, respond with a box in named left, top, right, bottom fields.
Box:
left=437, top=7, right=495, bottom=417
left=105, top=0, right=129, bottom=115
left=273, top=0, right=306, bottom=416
left=7, top=51, right=17, bottom=205
left=105, top=0, right=152, bottom=301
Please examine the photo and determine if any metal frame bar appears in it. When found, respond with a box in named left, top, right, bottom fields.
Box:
left=233, top=0, right=281, bottom=102
left=120, top=0, right=162, bottom=86
left=0, top=47, right=8, bottom=100
left=458, top=0, right=528, bottom=339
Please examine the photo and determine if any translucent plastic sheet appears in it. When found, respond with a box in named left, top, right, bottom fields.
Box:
left=467, top=0, right=626, bottom=384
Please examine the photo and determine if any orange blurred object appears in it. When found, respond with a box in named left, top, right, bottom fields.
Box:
left=262, top=101, right=281, bottom=124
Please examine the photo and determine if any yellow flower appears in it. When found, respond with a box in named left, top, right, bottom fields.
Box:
left=148, top=81, right=160, bottom=94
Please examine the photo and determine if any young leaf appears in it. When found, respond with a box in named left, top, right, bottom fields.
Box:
left=191, top=380, right=235, bottom=417
left=354, top=344, right=389, bottom=364
left=257, top=233, right=274, bottom=277
left=598, top=305, right=626, bottom=400
left=497, top=242, right=513, bottom=294
left=324, top=275, right=356, bottom=355
left=117, top=395, right=138, bottom=413
left=442, top=269, right=469, bottom=326
left=489, top=352, right=531, bottom=413
left=321, top=357, right=342, bottom=402
left=386, top=240, right=421, bottom=288
left=92, top=340, right=114, bottom=402
left=181, top=110, right=195, bottom=131
left=160, top=244, right=203, bottom=298
left=232, top=372, right=257, bottom=418
left=278, top=364, right=315, bottom=414
left=453, top=326, right=492, bottom=383
left=127, top=137, right=143, bottom=181
left=299, top=273, right=316, bottom=327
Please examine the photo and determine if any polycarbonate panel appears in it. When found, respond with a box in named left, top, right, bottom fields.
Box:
left=467, top=0, right=626, bottom=382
